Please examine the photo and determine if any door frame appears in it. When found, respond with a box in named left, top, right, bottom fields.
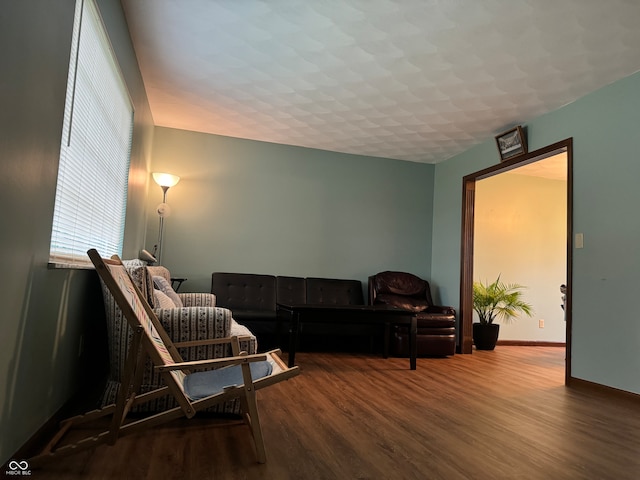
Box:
left=458, top=138, right=573, bottom=384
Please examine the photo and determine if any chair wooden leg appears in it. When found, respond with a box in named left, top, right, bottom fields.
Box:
left=230, top=335, right=241, bottom=356
left=109, top=326, right=144, bottom=444
left=239, top=362, right=267, bottom=463
left=29, top=406, right=118, bottom=467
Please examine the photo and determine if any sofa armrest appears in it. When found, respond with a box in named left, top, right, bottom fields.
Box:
left=153, top=306, right=258, bottom=358
left=178, top=292, right=216, bottom=307
left=154, top=306, right=234, bottom=360
left=230, top=319, right=258, bottom=354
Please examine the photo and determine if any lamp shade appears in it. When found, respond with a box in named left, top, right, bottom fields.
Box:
left=152, top=172, right=180, bottom=188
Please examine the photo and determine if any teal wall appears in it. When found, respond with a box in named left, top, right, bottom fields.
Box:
left=432, top=71, right=640, bottom=394
left=149, top=128, right=435, bottom=295
left=0, top=0, right=154, bottom=464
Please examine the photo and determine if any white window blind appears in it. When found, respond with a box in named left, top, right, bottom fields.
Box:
left=49, top=0, right=133, bottom=266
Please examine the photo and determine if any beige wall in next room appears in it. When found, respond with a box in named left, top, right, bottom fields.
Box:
left=473, top=161, right=567, bottom=342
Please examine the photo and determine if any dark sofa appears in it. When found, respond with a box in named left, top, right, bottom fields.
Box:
left=211, top=273, right=369, bottom=349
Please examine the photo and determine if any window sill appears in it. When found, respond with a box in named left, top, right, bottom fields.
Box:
left=48, top=262, right=94, bottom=270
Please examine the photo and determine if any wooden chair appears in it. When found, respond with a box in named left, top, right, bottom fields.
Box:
left=30, top=249, right=299, bottom=466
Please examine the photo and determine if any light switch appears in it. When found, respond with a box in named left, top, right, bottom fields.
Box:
left=575, top=233, right=584, bottom=249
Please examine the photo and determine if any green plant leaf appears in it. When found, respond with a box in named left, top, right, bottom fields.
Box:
left=472, top=275, right=534, bottom=325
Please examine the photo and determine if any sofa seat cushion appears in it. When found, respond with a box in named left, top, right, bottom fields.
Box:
left=375, top=293, right=430, bottom=312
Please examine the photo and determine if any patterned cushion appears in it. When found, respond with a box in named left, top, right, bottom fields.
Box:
left=147, top=265, right=171, bottom=282
left=121, top=259, right=155, bottom=308
left=154, top=289, right=177, bottom=309
left=153, top=275, right=183, bottom=307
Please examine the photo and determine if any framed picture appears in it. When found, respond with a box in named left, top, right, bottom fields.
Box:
left=495, top=126, right=527, bottom=161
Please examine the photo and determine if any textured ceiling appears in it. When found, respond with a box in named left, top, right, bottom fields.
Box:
left=121, top=0, right=640, bottom=163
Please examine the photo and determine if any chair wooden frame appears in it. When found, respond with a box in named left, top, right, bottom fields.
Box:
left=30, top=249, right=299, bottom=467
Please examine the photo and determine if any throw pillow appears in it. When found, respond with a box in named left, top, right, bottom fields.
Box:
left=154, top=289, right=176, bottom=309
left=153, top=275, right=184, bottom=308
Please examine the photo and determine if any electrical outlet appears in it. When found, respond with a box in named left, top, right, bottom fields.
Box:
left=538, top=319, right=545, bottom=329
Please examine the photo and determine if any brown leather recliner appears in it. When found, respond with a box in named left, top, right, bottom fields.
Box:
left=368, top=271, right=456, bottom=357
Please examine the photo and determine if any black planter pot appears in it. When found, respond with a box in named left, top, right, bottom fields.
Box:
left=473, top=323, right=500, bottom=350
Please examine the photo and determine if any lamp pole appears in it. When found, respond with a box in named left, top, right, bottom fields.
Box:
left=151, top=173, right=180, bottom=265
left=156, top=187, right=169, bottom=264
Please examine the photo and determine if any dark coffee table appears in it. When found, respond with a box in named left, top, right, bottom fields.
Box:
left=276, top=303, right=418, bottom=370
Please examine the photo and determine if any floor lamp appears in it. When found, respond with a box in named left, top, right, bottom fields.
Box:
left=152, top=172, right=180, bottom=265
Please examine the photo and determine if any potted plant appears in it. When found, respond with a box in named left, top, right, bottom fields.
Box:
left=472, top=275, right=533, bottom=350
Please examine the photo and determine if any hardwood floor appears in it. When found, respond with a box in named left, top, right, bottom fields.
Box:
left=30, top=347, right=640, bottom=479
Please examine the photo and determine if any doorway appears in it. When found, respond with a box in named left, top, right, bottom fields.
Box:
left=459, top=139, right=573, bottom=384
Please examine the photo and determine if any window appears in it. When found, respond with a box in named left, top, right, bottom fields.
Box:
left=49, top=0, right=133, bottom=266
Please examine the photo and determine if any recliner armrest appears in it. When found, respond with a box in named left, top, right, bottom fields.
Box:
left=425, top=305, right=456, bottom=316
